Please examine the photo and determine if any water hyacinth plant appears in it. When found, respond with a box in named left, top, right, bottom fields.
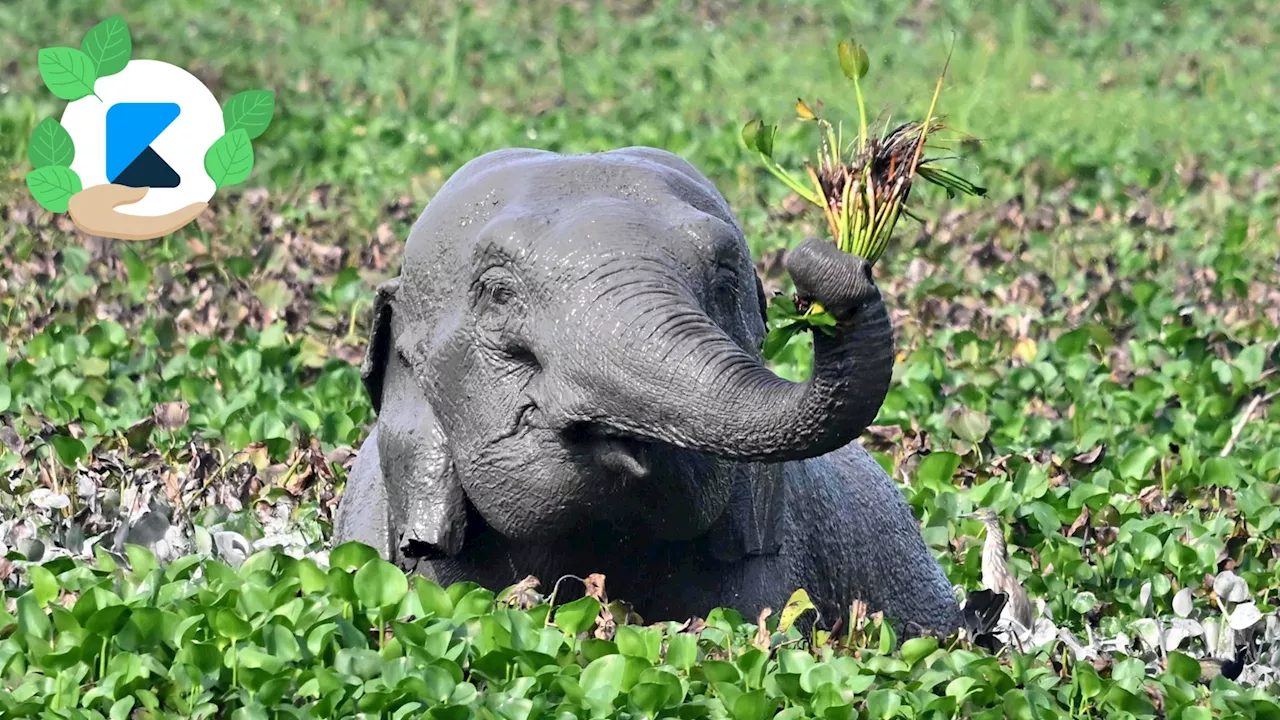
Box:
left=745, top=39, right=986, bottom=359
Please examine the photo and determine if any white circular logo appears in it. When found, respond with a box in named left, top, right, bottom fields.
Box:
left=59, top=59, right=224, bottom=217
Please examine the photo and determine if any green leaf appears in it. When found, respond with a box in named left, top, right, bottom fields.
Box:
left=214, top=609, right=251, bottom=640
left=25, top=166, right=83, bottom=214
left=948, top=408, right=991, bottom=443
left=204, top=129, right=255, bottom=189
left=665, top=632, right=696, bottom=670
left=17, top=593, right=51, bottom=640
left=865, top=689, right=901, bottom=719
left=109, top=697, right=136, bottom=720
left=329, top=541, right=379, bottom=571
left=0, top=385, right=11, bottom=413
left=223, top=90, right=276, bottom=139
left=553, top=596, right=600, bottom=637
left=916, top=451, right=962, bottom=487
left=1119, top=445, right=1160, bottom=481
left=837, top=40, right=870, bottom=81
left=762, top=323, right=803, bottom=360
left=732, top=689, right=773, bottom=720
left=125, top=544, right=158, bottom=578
left=776, top=588, right=816, bottom=633
left=877, top=617, right=897, bottom=655
left=49, top=433, right=87, bottom=468
left=580, top=653, right=626, bottom=702
left=27, top=118, right=75, bottom=169
left=37, top=47, right=98, bottom=100
left=29, top=565, right=59, bottom=607
left=900, top=636, right=938, bottom=666
left=353, top=559, right=409, bottom=610
left=742, top=119, right=763, bottom=152
left=80, top=15, right=132, bottom=77
left=1166, top=651, right=1200, bottom=684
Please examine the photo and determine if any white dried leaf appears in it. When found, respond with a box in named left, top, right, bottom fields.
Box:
left=29, top=488, right=70, bottom=510
left=1140, top=582, right=1152, bottom=610
left=1168, top=617, right=1203, bottom=638
left=1164, top=624, right=1194, bottom=652
left=1213, top=571, right=1250, bottom=604
left=1028, top=618, right=1058, bottom=649
left=1229, top=602, right=1264, bottom=631
left=1130, top=618, right=1163, bottom=652
left=1173, top=587, right=1195, bottom=618
left=1202, top=617, right=1232, bottom=657
left=213, top=530, right=251, bottom=568
left=1058, top=627, right=1098, bottom=661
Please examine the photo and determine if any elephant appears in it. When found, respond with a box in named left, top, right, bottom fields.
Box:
left=333, top=146, right=961, bottom=636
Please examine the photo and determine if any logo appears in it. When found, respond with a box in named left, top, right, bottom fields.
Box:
left=25, top=16, right=275, bottom=240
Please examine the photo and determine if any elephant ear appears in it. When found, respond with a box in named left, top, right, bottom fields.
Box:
left=707, top=464, right=785, bottom=562
left=363, top=278, right=468, bottom=559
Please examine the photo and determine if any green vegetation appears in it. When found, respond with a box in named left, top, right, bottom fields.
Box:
left=2, top=0, right=1279, bottom=716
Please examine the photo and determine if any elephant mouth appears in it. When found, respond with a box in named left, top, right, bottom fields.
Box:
left=562, top=421, right=651, bottom=480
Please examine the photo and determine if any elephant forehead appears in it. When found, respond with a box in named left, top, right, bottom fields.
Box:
left=402, top=148, right=736, bottom=264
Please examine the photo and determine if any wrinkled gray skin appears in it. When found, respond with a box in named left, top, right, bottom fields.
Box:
left=334, top=147, right=960, bottom=636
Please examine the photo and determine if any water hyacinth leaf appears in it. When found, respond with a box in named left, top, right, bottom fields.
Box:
left=865, top=689, right=901, bottom=719
left=27, top=565, right=60, bottom=608
left=916, top=451, right=962, bottom=487
left=776, top=588, right=816, bottom=633
left=580, top=653, right=627, bottom=702
left=1228, top=602, right=1262, bottom=631
left=1212, top=571, right=1250, bottom=604
left=49, top=433, right=87, bottom=468
left=665, top=632, right=696, bottom=670
left=732, top=689, right=772, bottom=720
left=837, top=40, right=870, bottom=81
left=353, top=559, right=408, bottom=610
left=329, top=541, right=379, bottom=571
left=1070, top=591, right=1097, bottom=615
left=214, top=609, right=251, bottom=640
left=900, top=636, right=938, bottom=666
left=553, top=596, right=600, bottom=637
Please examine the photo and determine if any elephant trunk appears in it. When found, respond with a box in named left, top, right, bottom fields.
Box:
left=557, top=251, right=894, bottom=462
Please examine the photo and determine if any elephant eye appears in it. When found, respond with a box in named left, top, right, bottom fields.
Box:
left=474, top=266, right=522, bottom=312
left=488, top=284, right=514, bottom=305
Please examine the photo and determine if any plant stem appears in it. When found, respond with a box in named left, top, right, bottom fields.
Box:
left=851, top=70, right=868, bottom=152
left=761, top=156, right=823, bottom=205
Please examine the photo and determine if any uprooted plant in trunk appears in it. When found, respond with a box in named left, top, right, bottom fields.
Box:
left=743, top=39, right=986, bottom=358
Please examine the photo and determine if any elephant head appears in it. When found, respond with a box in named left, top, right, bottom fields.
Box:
left=362, top=147, right=894, bottom=563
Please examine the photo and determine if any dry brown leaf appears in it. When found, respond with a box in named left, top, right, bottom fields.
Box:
left=753, top=608, right=773, bottom=650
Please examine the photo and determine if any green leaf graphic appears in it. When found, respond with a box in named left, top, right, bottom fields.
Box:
left=28, top=117, right=75, bottom=168
left=80, top=15, right=132, bottom=77
left=204, top=129, right=255, bottom=188
left=37, top=47, right=98, bottom=101
left=222, top=89, right=275, bottom=140
left=26, top=166, right=83, bottom=213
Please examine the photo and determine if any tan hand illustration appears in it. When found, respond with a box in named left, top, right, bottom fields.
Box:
left=67, top=184, right=208, bottom=240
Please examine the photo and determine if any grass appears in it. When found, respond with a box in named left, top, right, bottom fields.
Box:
left=2, top=0, right=1280, bottom=716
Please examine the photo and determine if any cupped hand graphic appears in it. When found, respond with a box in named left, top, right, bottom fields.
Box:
left=67, top=184, right=208, bottom=240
